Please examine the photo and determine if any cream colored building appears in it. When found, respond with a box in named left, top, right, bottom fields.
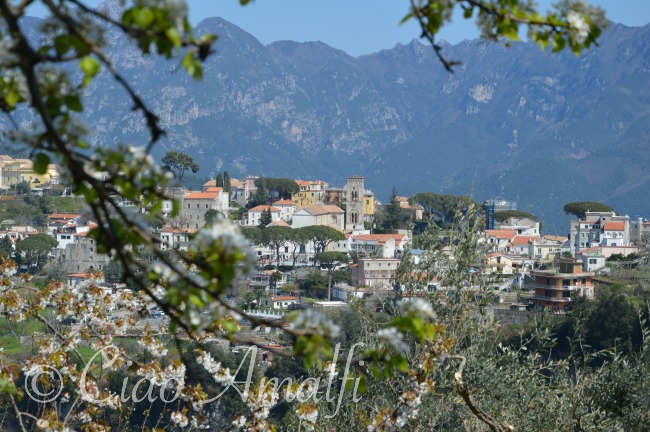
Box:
left=0, top=155, right=59, bottom=189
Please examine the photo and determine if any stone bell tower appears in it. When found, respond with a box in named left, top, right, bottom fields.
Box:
left=345, top=176, right=364, bottom=230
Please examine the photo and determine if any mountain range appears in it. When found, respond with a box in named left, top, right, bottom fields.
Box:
left=14, top=8, right=650, bottom=234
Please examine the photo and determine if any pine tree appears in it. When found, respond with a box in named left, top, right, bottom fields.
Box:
left=223, top=171, right=231, bottom=193
left=259, top=208, right=272, bottom=228
left=215, top=173, right=224, bottom=187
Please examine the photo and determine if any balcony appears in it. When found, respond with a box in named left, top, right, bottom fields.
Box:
left=532, top=284, right=582, bottom=292
left=530, top=295, right=572, bottom=303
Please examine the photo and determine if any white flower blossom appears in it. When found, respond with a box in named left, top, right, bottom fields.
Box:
left=567, top=10, right=590, bottom=44
left=292, top=309, right=340, bottom=339
left=399, top=298, right=435, bottom=319
left=377, top=327, right=409, bottom=355
left=171, top=410, right=189, bottom=428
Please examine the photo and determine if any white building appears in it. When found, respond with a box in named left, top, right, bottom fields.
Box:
left=271, top=199, right=296, bottom=221
left=291, top=205, right=345, bottom=230
left=160, top=227, right=196, bottom=251
left=246, top=205, right=282, bottom=226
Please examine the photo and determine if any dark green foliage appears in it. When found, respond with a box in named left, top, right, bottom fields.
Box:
left=215, top=172, right=224, bottom=187
left=240, top=226, right=263, bottom=246
left=223, top=171, right=231, bottom=193
left=410, top=192, right=479, bottom=228
left=204, top=209, right=221, bottom=225
left=0, top=236, right=13, bottom=258
left=14, top=181, right=31, bottom=195
left=493, top=210, right=539, bottom=222
left=104, top=260, right=124, bottom=285
left=15, top=233, right=58, bottom=271
left=139, top=212, right=165, bottom=231
left=260, top=225, right=293, bottom=267
left=300, top=270, right=327, bottom=298
left=259, top=208, right=272, bottom=228
left=46, top=265, right=66, bottom=282
left=299, top=226, right=345, bottom=259
left=563, top=201, right=615, bottom=219
left=254, top=178, right=299, bottom=200
left=247, top=187, right=271, bottom=208
left=585, top=288, right=642, bottom=355
left=376, top=187, right=409, bottom=233
left=161, top=150, right=200, bottom=182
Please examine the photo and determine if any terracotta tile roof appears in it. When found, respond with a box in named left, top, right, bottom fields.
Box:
left=485, top=229, right=517, bottom=239
left=269, top=220, right=290, bottom=227
left=272, top=199, right=295, bottom=206
left=160, top=227, right=197, bottom=234
left=544, top=235, right=568, bottom=242
left=204, top=187, right=223, bottom=193
left=603, top=221, right=625, bottom=231
left=184, top=192, right=218, bottom=200
left=249, top=205, right=280, bottom=212
left=297, top=205, right=344, bottom=215
left=48, top=213, right=81, bottom=220
left=230, top=179, right=244, bottom=188
left=511, top=235, right=539, bottom=245
left=203, top=180, right=215, bottom=187
left=295, top=180, right=310, bottom=187
left=67, top=272, right=102, bottom=279
left=353, top=234, right=405, bottom=245
left=271, top=296, right=299, bottom=301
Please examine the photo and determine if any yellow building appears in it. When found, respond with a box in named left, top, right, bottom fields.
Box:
left=291, top=179, right=328, bottom=207
left=0, top=155, right=59, bottom=189
left=364, top=192, right=375, bottom=219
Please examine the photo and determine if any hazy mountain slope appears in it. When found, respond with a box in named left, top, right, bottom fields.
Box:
left=10, top=13, right=650, bottom=233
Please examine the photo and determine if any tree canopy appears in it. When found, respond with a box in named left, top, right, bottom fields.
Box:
left=493, top=210, right=539, bottom=222
left=410, top=192, right=479, bottom=227
left=564, top=201, right=615, bottom=219
left=15, top=233, right=58, bottom=271
left=162, top=150, right=200, bottom=182
left=254, top=177, right=300, bottom=200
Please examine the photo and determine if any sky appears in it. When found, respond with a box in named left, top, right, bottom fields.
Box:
left=185, top=0, right=650, bottom=57
left=26, top=1, right=650, bottom=57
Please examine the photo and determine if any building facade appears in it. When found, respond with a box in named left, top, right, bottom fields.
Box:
left=530, top=259, right=594, bottom=311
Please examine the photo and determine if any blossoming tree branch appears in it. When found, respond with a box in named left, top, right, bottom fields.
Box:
left=0, top=0, right=606, bottom=430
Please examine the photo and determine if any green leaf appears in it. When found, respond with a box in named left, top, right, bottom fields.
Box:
left=133, top=7, right=155, bottom=27
left=165, top=27, right=182, bottom=48
left=33, top=153, right=50, bottom=175
left=4, top=88, right=21, bottom=107
left=182, top=52, right=202, bottom=80
left=64, top=95, right=83, bottom=112
left=54, top=35, right=72, bottom=56
left=79, top=56, right=100, bottom=86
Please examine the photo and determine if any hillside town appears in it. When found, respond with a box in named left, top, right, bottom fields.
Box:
left=2, top=154, right=648, bottom=321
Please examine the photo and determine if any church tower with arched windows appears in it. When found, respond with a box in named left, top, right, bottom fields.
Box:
left=345, top=176, right=364, bottom=230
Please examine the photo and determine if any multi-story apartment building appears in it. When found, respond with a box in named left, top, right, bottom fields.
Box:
left=530, top=258, right=594, bottom=311
left=351, top=258, right=400, bottom=288
left=569, top=211, right=630, bottom=255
